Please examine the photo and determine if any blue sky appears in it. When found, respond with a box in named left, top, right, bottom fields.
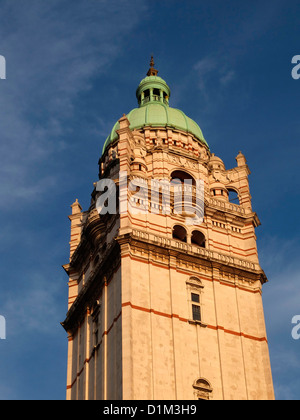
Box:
left=0, top=0, right=299, bottom=400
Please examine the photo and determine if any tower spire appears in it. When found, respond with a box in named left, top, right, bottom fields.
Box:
left=147, top=55, right=158, bottom=76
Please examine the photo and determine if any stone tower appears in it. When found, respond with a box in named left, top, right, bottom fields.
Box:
left=62, top=58, right=274, bottom=400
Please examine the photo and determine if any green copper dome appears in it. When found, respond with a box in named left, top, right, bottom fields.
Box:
left=102, top=59, right=208, bottom=154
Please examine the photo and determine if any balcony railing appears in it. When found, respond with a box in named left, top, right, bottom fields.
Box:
left=131, top=229, right=258, bottom=271
left=141, top=96, right=169, bottom=105
left=208, top=197, right=248, bottom=215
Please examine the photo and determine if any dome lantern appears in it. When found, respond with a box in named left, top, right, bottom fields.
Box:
left=136, top=56, right=170, bottom=107
left=102, top=58, right=209, bottom=154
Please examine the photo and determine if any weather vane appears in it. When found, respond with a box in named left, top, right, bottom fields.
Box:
left=147, top=55, right=158, bottom=76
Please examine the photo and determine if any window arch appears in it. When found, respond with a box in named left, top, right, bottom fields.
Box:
left=193, top=378, right=213, bottom=400
left=172, top=225, right=187, bottom=242
left=187, top=276, right=203, bottom=286
left=191, top=230, right=206, bottom=248
left=170, top=171, right=198, bottom=217
left=227, top=188, right=240, bottom=204
left=171, top=170, right=196, bottom=186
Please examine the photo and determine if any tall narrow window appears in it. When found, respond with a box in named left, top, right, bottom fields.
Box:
left=192, top=304, right=201, bottom=321
left=191, top=293, right=201, bottom=321
left=91, top=300, right=101, bottom=349
left=93, top=315, right=99, bottom=346
left=186, top=277, right=204, bottom=325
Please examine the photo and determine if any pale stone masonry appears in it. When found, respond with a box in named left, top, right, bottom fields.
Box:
left=62, top=59, right=274, bottom=400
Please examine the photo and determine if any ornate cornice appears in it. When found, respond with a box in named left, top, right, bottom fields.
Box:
left=117, top=229, right=267, bottom=285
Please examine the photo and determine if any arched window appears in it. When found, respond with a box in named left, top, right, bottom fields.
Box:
left=193, top=378, right=213, bottom=400
left=227, top=188, right=239, bottom=204
left=191, top=230, right=205, bottom=248
left=172, top=225, right=187, bottom=242
left=170, top=171, right=198, bottom=217
left=171, top=170, right=196, bottom=186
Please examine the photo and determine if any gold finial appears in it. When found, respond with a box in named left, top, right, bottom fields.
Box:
left=147, top=55, right=158, bottom=76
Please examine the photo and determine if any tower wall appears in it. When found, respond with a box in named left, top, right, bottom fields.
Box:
left=64, top=237, right=123, bottom=400
left=119, top=239, right=273, bottom=400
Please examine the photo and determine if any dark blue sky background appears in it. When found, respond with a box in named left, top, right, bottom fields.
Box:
left=0, top=0, right=299, bottom=400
